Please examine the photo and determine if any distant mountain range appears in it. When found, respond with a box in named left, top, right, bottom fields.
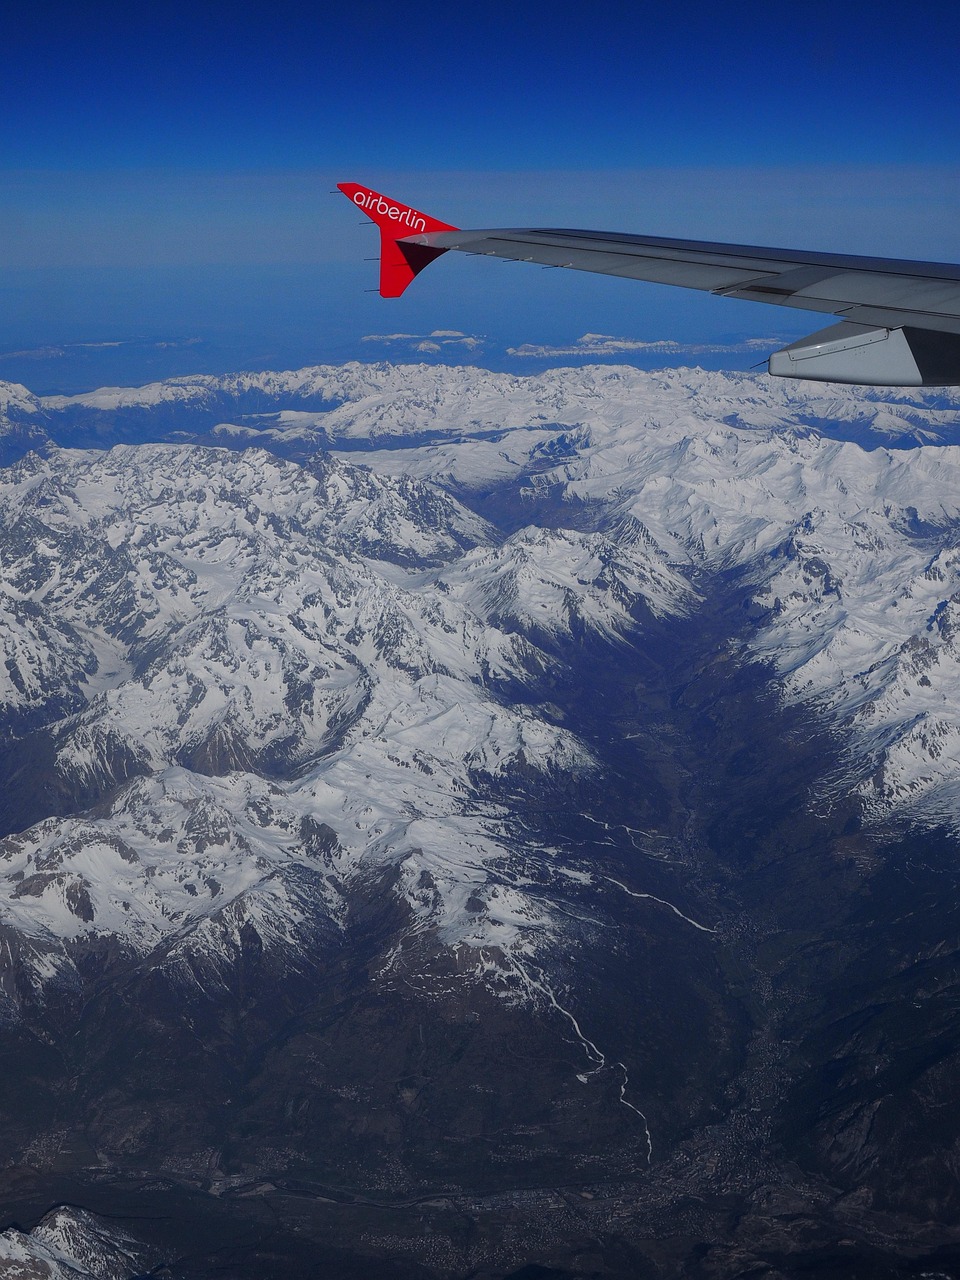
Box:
left=0, top=363, right=958, bottom=1278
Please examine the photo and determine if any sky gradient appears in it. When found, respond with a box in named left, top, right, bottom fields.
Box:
left=2, top=0, right=959, bottom=390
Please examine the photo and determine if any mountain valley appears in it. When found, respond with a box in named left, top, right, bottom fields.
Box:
left=0, top=363, right=958, bottom=1278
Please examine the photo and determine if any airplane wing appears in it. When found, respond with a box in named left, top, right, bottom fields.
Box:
left=338, top=182, right=960, bottom=386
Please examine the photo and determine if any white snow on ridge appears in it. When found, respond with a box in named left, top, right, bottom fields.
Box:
left=440, top=524, right=695, bottom=640
left=0, top=768, right=343, bottom=952
left=0, top=1205, right=146, bottom=1279
left=2, top=440, right=703, bottom=988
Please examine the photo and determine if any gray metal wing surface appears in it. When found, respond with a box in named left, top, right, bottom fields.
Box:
left=414, top=227, right=960, bottom=385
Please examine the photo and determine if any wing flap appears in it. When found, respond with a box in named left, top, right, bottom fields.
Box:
left=836, top=305, right=960, bottom=336
left=814, top=275, right=960, bottom=310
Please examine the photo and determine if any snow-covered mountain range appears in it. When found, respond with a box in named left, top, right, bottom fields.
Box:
left=2, top=361, right=960, bottom=1278
left=34, top=360, right=960, bottom=828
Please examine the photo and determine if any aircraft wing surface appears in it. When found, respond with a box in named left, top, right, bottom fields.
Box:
left=422, top=228, right=960, bottom=336
left=339, top=181, right=960, bottom=386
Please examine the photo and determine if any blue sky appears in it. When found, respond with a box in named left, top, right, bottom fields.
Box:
left=2, top=0, right=959, bottom=389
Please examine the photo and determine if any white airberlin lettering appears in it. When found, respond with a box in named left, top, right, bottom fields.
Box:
left=353, top=191, right=426, bottom=233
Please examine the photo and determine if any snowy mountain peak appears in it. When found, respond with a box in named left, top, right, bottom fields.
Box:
left=0, top=1206, right=149, bottom=1279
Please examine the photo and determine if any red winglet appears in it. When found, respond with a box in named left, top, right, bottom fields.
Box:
left=338, top=182, right=457, bottom=298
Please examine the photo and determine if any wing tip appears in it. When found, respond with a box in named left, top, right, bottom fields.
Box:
left=338, top=182, right=456, bottom=297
